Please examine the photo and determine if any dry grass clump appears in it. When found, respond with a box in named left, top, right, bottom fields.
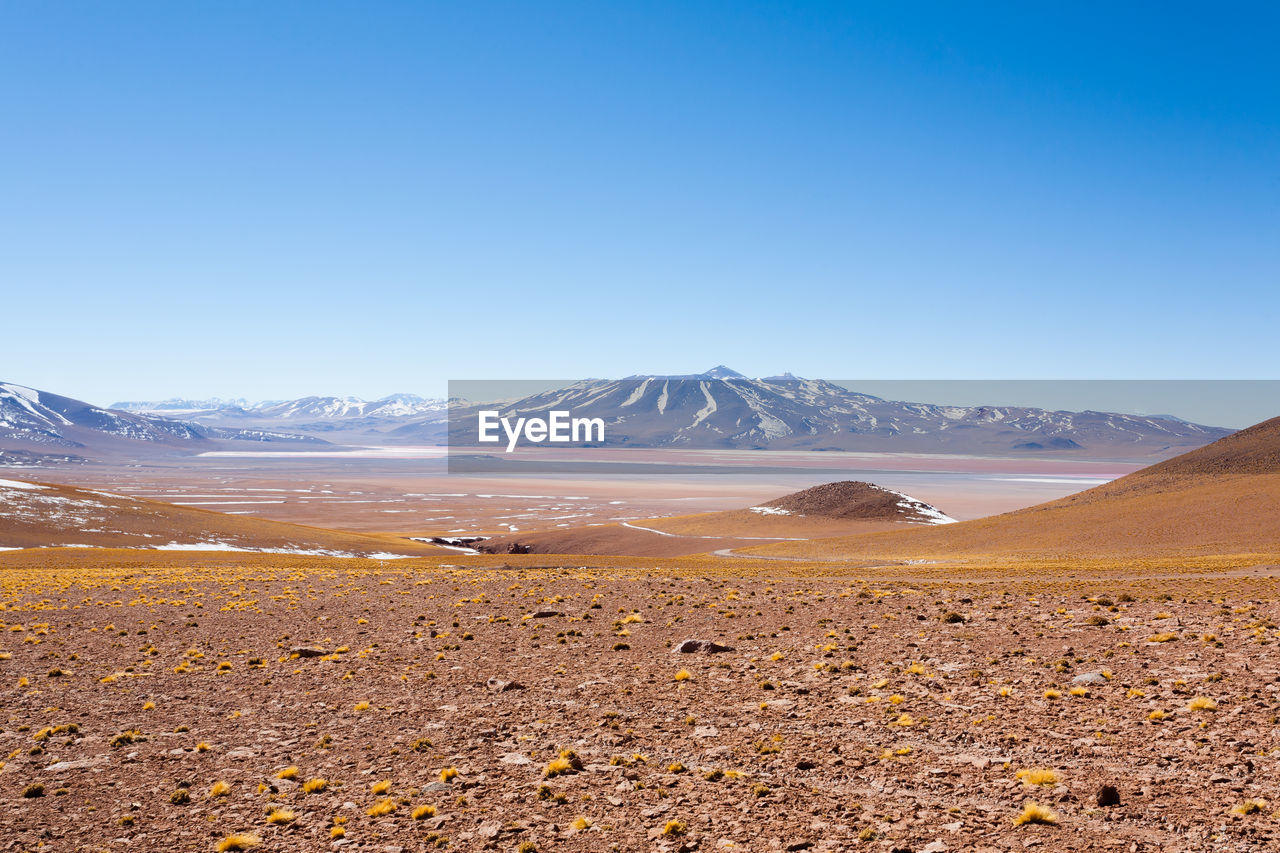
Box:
left=215, top=835, right=261, bottom=852
left=303, top=778, right=327, bottom=793
left=1013, top=802, right=1059, bottom=826
left=1231, top=798, right=1268, bottom=815
left=265, top=808, right=295, bottom=824
left=371, top=779, right=391, bottom=794
left=209, top=780, right=231, bottom=798
left=367, top=798, right=397, bottom=817
left=663, top=819, right=688, bottom=837
left=545, top=750, right=583, bottom=777
left=276, top=766, right=299, bottom=780
left=1148, top=632, right=1178, bottom=643
left=1016, top=768, right=1059, bottom=786
left=1188, top=696, right=1218, bottom=711
left=412, top=804, right=437, bottom=820
left=674, top=668, right=692, bottom=682
left=439, top=766, right=459, bottom=782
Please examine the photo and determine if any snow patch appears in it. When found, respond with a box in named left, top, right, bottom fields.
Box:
left=0, top=479, right=48, bottom=490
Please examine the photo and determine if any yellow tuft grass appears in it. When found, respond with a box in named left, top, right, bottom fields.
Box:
left=1016, top=768, right=1059, bottom=786
left=412, top=804, right=436, bottom=820
left=209, top=780, right=231, bottom=798
left=674, top=669, right=692, bottom=682
left=1232, top=798, right=1267, bottom=815
left=265, top=808, right=295, bottom=824
left=276, top=766, right=299, bottom=780
left=367, top=798, right=396, bottom=817
left=1188, top=696, right=1218, bottom=712
left=663, top=819, right=688, bottom=837
left=303, top=778, right=327, bottom=793
left=216, top=835, right=261, bottom=852
left=371, top=779, right=391, bottom=794
left=439, top=766, right=458, bottom=782
left=1013, top=802, right=1059, bottom=826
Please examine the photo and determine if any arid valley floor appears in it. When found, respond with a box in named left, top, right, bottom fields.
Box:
left=5, top=419, right=1280, bottom=852
left=4, top=550, right=1280, bottom=852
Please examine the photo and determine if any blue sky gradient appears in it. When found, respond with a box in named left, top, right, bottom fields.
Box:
left=2, top=2, right=1277, bottom=403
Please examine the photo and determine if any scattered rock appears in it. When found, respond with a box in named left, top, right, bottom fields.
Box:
left=291, top=646, right=328, bottom=658
left=1096, top=785, right=1121, bottom=807
left=673, top=639, right=734, bottom=654
left=1072, top=672, right=1108, bottom=684
left=486, top=677, right=525, bottom=693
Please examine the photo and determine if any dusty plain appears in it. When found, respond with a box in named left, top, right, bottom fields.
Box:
left=3, top=549, right=1280, bottom=853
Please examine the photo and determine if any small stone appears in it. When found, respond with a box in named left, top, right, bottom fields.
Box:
left=486, top=677, right=525, bottom=692
left=291, top=646, right=327, bottom=658
left=1072, top=672, right=1107, bottom=684
left=673, top=639, right=734, bottom=654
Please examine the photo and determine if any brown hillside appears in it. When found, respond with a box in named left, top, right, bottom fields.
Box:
left=744, top=415, right=1280, bottom=561
left=0, top=477, right=442, bottom=556
left=1084, top=415, right=1280, bottom=496
left=476, top=481, right=953, bottom=557
left=759, top=480, right=953, bottom=523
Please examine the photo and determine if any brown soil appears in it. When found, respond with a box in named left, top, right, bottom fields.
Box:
left=2, top=548, right=1279, bottom=852
left=0, top=477, right=440, bottom=557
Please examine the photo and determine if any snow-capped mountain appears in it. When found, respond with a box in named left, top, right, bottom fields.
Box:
left=253, top=394, right=445, bottom=420
left=116, top=393, right=445, bottom=421
left=113, top=397, right=252, bottom=415
left=440, top=368, right=1233, bottom=457
left=108, top=392, right=449, bottom=443
left=1, top=382, right=325, bottom=458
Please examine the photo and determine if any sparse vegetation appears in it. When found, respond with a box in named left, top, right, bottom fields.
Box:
left=1013, top=802, right=1059, bottom=826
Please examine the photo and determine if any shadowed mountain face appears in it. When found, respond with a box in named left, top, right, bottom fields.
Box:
left=0, top=382, right=325, bottom=459
left=441, top=369, right=1231, bottom=458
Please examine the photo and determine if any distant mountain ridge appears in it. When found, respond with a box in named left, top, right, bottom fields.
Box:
left=440, top=367, right=1232, bottom=458
left=13, top=370, right=1237, bottom=460
left=1, top=382, right=325, bottom=459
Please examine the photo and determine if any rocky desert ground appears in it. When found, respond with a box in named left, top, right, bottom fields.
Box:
left=4, top=549, right=1280, bottom=853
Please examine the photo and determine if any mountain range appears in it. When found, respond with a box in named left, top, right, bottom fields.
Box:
left=0, top=370, right=1235, bottom=462
left=0, top=382, right=325, bottom=461
left=443, top=367, right=1232, bottom=458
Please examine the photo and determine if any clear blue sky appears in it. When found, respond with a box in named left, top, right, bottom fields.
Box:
left=2, top=1, right=1277, bottom=405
